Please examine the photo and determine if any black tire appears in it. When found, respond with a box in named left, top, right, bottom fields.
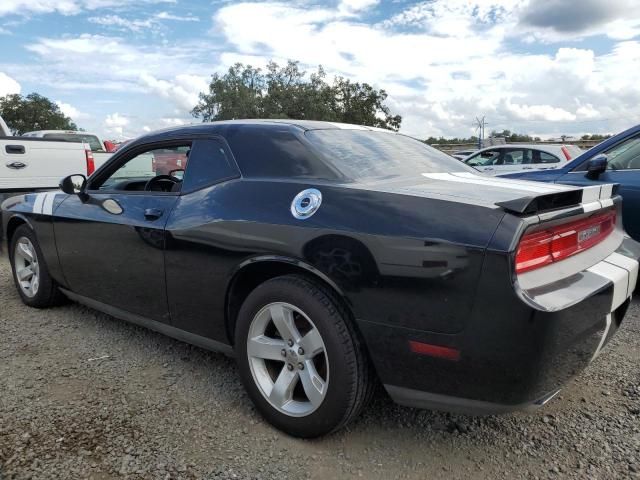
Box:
left=235, top=274, right=374, bottom=438
left=9, top=224, right=66, bottom=308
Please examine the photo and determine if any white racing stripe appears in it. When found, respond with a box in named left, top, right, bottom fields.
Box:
left=587, top=259, right=634, bottom=311
left=582, top=201, right=602, bottom=213
left=422, top=172, right=570, bottom=194
left=605, top=252, right=639, bottom=299
left=32, top=193, right=46, bottom=214
left=42, top=192, right=56, bottom=215
left=591, top=314, right=612, bottom=361
left=600, top=184, right=614, bottom=199
left=31, top=191, right=60, bottom=215
left=582, top=186, right=601, bottom=203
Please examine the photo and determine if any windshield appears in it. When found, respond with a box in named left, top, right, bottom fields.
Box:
left=44, top=133, right=104, bottom=152
left=304, top=129, right=470, bottom=181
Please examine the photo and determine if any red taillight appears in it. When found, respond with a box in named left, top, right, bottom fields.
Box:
left=515, top=210, right=616, bottom=274
left=85, top=148, right=95, bottom=176
left=561, top=146, right=572, bottom=160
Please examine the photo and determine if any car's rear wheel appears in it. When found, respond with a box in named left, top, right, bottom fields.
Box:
left=235, top=274, right=373, bottom=438
left=10, top=225, right=65, bottom=308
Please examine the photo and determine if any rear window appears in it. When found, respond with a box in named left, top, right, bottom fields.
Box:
left=43, top=133, right=103, bottom=152
left=305, top=129, right=469, bottom=181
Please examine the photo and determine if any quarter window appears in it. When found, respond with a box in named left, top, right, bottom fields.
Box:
left=532, top=150, right=560, bottom=164
left=181, top=139, right=238, bottom=193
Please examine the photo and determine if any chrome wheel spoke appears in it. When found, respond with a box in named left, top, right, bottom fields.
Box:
left=269, top=365, right=298, bottom=408
left=31, top=274, right=39, bottom=293
left=299, top=328, right=324, bottom=357
left=248, top=335, right=286, bottom=361
left=269, top=304, right=301, bottom=343
left=17, top=242, right=34, bottom=262
left=299, top=360, right=326, bottom=408
left=17, top=267, right=34, bottom=281
left=13, top=237, right=40, bottom=298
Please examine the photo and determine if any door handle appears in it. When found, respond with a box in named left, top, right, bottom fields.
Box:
left=144, top=208, right=164, bottom=220
left=5, top=145, right=25, bottom=154
left=6, top=161, right=27, bottom=169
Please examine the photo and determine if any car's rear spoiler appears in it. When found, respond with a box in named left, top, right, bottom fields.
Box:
left=495, top=184, right=619, bottom=215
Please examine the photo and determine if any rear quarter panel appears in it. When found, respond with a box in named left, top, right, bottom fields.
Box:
left=164, top=179, right=505, bottom=343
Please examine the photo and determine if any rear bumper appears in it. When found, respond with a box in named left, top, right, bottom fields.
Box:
left=360, top=236, right=639, bottom=414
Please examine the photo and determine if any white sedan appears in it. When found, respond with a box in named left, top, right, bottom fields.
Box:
left=462, top=144, right=583, bottom=175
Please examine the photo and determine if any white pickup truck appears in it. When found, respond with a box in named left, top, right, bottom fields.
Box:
left=0, top=116, right=106, bottom=194
left=22, top=129, right=115, bottom=168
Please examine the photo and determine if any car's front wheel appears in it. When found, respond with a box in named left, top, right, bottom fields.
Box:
left=9, top=224, right=65, bottom=308
left=235, top=274, right=373, bottom=438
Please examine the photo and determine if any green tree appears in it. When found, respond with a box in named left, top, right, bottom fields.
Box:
left=581, top=133, right=612, bottom=141
left=192, top=60, right=402, bottom=131
left=0, top=93, right=77, bottom=135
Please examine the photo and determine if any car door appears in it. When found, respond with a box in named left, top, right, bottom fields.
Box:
left=53, top=142, right=190, bottom=322
left=557, top=133, right=640, bottom=239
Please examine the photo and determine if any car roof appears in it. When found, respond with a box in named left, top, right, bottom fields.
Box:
left=473, top=144, right=572, bottom=155
left=122, top=119, right=398, bottom=149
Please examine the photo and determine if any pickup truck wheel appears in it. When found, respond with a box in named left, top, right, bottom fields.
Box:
left=235, top=274, right=373, bottom=438
left=10, top=225, right=65, bottom=308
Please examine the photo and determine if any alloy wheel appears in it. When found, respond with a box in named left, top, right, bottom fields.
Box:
left=247, top=302, right=329, bottom=417
left=13, top=237, right=40, bottom=298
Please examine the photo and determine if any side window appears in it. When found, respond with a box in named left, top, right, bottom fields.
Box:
left=466, top=150, right=499, bottom=166
left=181, top=139, right=238, bottom=193
left=606, top=134, right=640, bottom=170
left=94, top=144, right=190, bottom=192
left=531, top=150, right=560, bottom=164
left=500, top=149, right=525, bottom=165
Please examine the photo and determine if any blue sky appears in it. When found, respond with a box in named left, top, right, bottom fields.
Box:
left=0, top=0, right=639, bottom=140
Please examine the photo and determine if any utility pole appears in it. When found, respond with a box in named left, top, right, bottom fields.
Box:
left=474, top=116, right=487, bottom=148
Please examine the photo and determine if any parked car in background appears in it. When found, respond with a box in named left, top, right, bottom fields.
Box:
left=0, top=115, right=96, bottom=195
left=2, top=120, right=638, bottom=438
left=463, top=144, right=583, bottom=175
left=451, top=149, right=477, bottom=160
left=22, top=130, right=114, bottom=170
left=501, top=124, right=640, bottom=241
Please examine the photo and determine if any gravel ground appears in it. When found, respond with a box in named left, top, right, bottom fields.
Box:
left=0, top=258, right=639, bottom=480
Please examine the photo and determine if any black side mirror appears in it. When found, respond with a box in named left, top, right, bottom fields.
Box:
left=586, top=154, right=607, bottom=179
left=60, top=174, right=87, bottom=195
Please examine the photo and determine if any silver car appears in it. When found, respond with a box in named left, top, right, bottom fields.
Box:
left=463, top=144, right=583, bottom=175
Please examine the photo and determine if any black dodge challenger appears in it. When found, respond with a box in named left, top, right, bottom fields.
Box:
left=2, top=120, right=638, bottom=437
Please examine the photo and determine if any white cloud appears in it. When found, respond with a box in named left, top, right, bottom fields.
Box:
left=139, top=73, right=208, bottom=111
left=0, top=71, right=20, bottom=96
left=88, top=11, right=199, bottom=32
left=6, top=0, right=640, bottom=140
left=155, top=11, right=199, bottom=22
left=104, top=112, right=129, bottom=138
left=55, top=100, right=89, bottom=120
left=0, top=0, right=176, bottom=17
left=212, top=1, right=640, bottom=137
left=88, top=15, right=154, bottom=32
